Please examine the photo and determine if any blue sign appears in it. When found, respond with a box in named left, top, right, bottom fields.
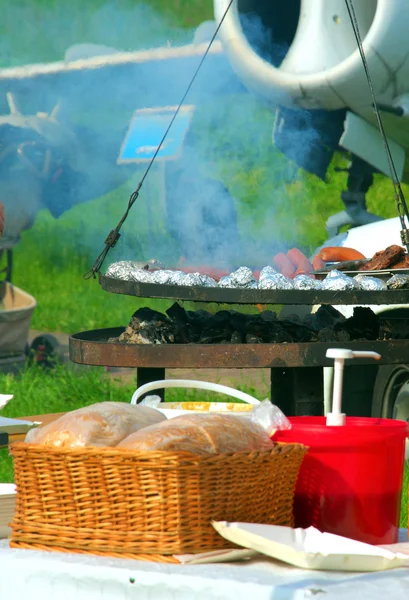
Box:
left=118, top=105, right=195, bottom=163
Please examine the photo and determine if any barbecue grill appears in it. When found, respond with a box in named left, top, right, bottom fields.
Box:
left=70, top=274, right=409, bottom=417
left=72, top=2, right=409, bottom=418
left=99, top=272, right=409, bottom=305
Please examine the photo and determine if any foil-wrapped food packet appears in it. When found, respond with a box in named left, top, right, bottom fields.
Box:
left=230, top=266, right=257, bottom=288
left=354, top=274, right=387, bottom=291
left=199, top=275, right=218, bottom=287
left=182, top=273, right=206, bottom=287
left=150, top=270, right=175, bottom=285
left=258, top=273, right=294, bottom=290
left=386, top=274, right=409, bottom=290
left=259, top=266, right=278, bottom=282
left=293, top=275, right=322, bottom=290
left=168, top=271, right=191, bottom=286
left=128, top=268, right=153, bottom=283
left=106, top=262, right=154, bottom=283
left=218, top=275, right=235, bottom=288
left=322, top=270, right=359, bottom=291
left=106, top=261, right=150, bottom=280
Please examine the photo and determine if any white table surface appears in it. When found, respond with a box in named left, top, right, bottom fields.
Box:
left=0, top=531, right=408, bottom=600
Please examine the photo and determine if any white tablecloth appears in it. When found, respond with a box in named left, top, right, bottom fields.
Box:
left=0, top=531, right=408, bottom=600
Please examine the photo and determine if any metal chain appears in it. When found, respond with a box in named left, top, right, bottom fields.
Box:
left=344, top=0, right=409, bottom=251
left=84, top=0, right=234, bottom=279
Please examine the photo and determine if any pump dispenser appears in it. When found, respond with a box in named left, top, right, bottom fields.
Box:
left=326, top=349, right=381, bottom=426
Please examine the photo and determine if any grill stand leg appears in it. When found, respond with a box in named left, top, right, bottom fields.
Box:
left=270, top=367, right=324, bottom=417
left=136, top=368, right=166, bottom=402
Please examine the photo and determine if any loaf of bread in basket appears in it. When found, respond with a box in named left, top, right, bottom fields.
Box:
left=25, top=402, right=166, bottom=448
left=117, top=413, right=274, bottom=455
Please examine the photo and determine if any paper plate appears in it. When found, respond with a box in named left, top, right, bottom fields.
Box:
left=156, top=402, right=253, bottom=419
left=212, top=522, right=409, bottom=572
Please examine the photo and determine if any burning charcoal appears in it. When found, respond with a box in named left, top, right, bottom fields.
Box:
left=386, top=274, right=409, bottom=290
left=116, top=307, right=176, bottom=345
left=228, top=310, right=251, bottom=334
left=334, top=307, right=379, bottom=340
left=322, top=270, right=359, bottom=291
left=131, top=307, right=169, bottom=324
left=166, top=303, right=189, bottom=325
left=246, top=333, right=263, bottom=343
left=380, top=318, right=409, bottom=340
left=259, top=266, right=278, bottom=282
left=186, top=308, right=213, bottom=324
left=268, top=329, right=293, bottom=343
left=260, top=311, right=278, bottom=322
left=283, top=314, right=301, bottom=324
left=230, top=331, right=244, bottom=344
left=279, top=320, right=315, bottom=342
left=212, top=310, right=233, bottom=329
left=316, top=328, right=338, bottom=342
left=304, top=305, right=346, bottom=331
left=354, top=275, right=387, bottom=291
left=293, top=275, right=322, bottom=290
left=336, top=330, right=351, bottom=342
left=199, top=329, right=231, bottom=344
left=258, top=273, right=294, bottom=290
left=245, top=315, right=273, bottom=339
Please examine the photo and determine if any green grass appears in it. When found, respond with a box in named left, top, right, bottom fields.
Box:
left=0, top=0, right=213, bottom=68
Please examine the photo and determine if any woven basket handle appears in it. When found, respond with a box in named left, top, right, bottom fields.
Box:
left=131, top=379, right=261, bottom=405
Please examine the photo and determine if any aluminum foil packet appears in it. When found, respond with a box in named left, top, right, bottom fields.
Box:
left=182, top=273, right=207, bottom=287
left=199, top=275, right=218, bottom=287
left=150, top=269, right=176, bottom=285
left=106, top=261, right=153, bottom=283
left=230, top=266, right=257, bottom=288
left=218, top=275, right=235, bottom=288
left=322, top=269, right=359, bottom=291
left=354, top=274, right=387, bottom=291
left=386, top=274, right=409, bottom=290
left=258, top=266, right=278, bottom=283
left=293, top=274, right=323, bottom=290
left=258, top=273, right=294, bottom=290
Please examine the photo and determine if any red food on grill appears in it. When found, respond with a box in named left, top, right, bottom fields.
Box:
left=177, top=266, right=230, bottom=281
left=319, top=247, right=366, bottom=262
left=273, top=252, right=296, bottom=278
left=388, top=255, right=409, bottom=269
left=359, top=245, right=406, bottom=271
left=287, top=248, right=314, bottom=275
left=312, top=255, right=326, bottom=271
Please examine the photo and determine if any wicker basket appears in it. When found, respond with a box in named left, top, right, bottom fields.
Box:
left=9, top=441, right=307, bottom=561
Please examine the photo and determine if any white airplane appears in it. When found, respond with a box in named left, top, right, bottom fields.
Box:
left=2, top=0, right=409, bottom=244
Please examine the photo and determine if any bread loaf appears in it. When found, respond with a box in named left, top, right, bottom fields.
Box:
left=117, top=413, right=274, bottom=455
left=25, top=402, right=166, bottom=448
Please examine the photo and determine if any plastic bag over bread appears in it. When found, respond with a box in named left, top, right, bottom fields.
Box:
left=25, top=402, right=166, bottom=448
left=117, top=413, right=274, bottom=455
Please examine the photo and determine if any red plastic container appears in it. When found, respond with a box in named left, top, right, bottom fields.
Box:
left=273, top=417, right=408, bottom=545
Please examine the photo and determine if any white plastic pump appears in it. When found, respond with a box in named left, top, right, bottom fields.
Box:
left=326, top=349, right=381, bottom=426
